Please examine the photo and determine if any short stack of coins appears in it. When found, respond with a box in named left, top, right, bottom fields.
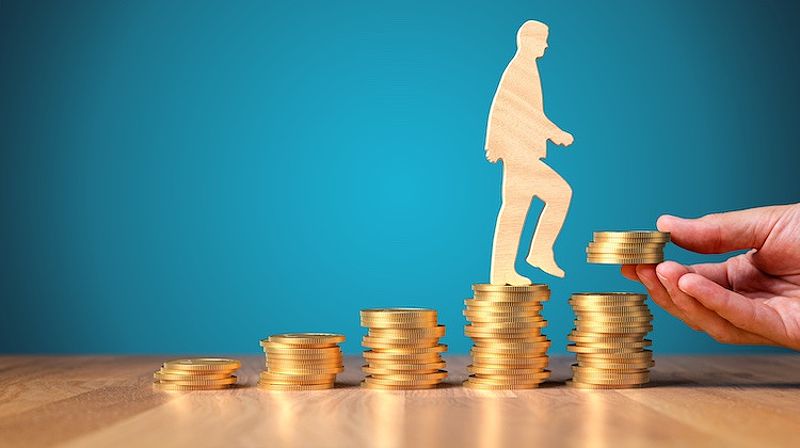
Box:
left=153, top=358, right=240, bottom=391
left=258, top=333, right=345, bottom=391
left=463, top=284, right=551, bottom=390
left=586, top=231, right=670, bottom=264
left=567, top=292, right=654, bottom=389
left=360, top=308, right=448, bottom=390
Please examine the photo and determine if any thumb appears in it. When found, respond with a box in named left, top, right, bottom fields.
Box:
left=657, top=206, right=784, bottom=254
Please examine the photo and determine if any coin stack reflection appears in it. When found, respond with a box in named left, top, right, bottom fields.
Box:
left=567, top=293, right=654, bottom=389
left=360, top=308, right=448, bottom=390
left=463, top=284, right=551, bottom=389
left=258, top=333, right=345, bottom=391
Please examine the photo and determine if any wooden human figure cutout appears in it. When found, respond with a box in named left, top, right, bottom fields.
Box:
left=486, top=20, right=574, bottom=286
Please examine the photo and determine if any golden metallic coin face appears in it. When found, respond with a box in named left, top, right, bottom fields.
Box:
left=163, top=358, right=241, bottom=371
left=268, top=333, right=346, bottom=345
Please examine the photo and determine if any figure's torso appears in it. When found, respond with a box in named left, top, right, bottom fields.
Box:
left=485, top=54, right=549, bottom=163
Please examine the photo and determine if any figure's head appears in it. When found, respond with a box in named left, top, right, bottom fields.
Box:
left=516, top=20, right=549, bottom=57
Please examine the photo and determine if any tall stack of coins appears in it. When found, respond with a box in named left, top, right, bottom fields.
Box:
left=360, top=308, right=448, bottom=390
left=586, top=231, right=670, bottom=264
left=153, top=358, right=240, bottom=391
left=567, top=293, right=654, bottom=389
left=258, top=333, right=345, bottom=391
left=463, top=284, right=551, bottom=390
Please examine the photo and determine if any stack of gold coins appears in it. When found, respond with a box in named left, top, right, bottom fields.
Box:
left=258, top=333, right=345, bottom=391
left=567, top=292, right=654, bottom=389
left=586, top=231, right=670, bottom=264
left=463, top=284, right=551, bottom=390
left=153, top=358, right=240, bottom=391
left=360, top=308, right=448, bottom=390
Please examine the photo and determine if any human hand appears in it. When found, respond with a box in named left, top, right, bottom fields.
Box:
left=551, top=130, right=574, bottom=147
left=621, top=204, right=800, bottom=350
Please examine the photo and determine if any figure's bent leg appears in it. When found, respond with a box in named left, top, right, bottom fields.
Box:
left=491, top=166, right=534, bottom=285
left=526, top=162, right=572, bottom=278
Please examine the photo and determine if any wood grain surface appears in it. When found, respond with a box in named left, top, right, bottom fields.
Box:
left=1, top=355, right=799, bottom=448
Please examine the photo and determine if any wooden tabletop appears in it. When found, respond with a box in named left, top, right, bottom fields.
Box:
left=1, top=355, right=799, bottom=448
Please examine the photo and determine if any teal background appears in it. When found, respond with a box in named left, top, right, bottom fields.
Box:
left=2, top=1, right=799, bottom=355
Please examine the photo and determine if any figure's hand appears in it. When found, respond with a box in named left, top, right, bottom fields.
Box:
left=551, top=130, right=574, bottom=147
left=621, top=204, right=800, bottom=350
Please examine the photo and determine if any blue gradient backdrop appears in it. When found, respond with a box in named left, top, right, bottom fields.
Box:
left=2, top=1, right=799, bottom=354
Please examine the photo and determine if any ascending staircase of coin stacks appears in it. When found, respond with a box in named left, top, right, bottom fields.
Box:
left=463, top=284, right=551, bottom=389
left=565, top=230, right=670, bottom=389
left=360, top=308, right=448, bottom=390
left=258, top=333, right=346, bottom=391
left=153, top=358, right=241, bottom=391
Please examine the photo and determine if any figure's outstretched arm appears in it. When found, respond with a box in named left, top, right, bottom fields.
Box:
left=538, top=113, right=574, bottom=147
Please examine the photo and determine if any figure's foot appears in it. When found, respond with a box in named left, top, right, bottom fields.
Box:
left=526, top=252, right=566, bottom=278
left=490, top=271, right=532, bottom=286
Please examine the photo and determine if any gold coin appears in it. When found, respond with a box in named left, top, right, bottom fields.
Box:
left=361, top=336, right=441, bottom=349
left=587, top=242, right=665, bottom=252
left=469, top=371, right=550, bottom=383
left=467, top=364, right=548, bottom=375
left=469, top=320, right=548, bottom=329
left=471, top=343, right=551, bottom=355
left=567, top=344, right=649, bottom=354
left=162, top=358, right=241, bottom=372
left=471, top=292, right=551, bottom=303
left=572, top=375, right=649, bottom=385
left=472, top=284, right=550, bottom=293
left=267, top=333, right=345, bottom=346
left=363, top=350, right=443, bottom=362
left=571, top=307, right=652, bottom=316
left=360, top=308, right=437, bottom=319
left=576, top=360, right=655, bottom=370
left=572, top=364, right=649, bottom=374
left=470, top=357, right=549, bottom=368
left=157, top=376, right=238, bottom=386
left=368, top=325, right=446, bottom=339
left=361, top=381, right=439, bottom=390
left=363, top=376, right=444, bottom=387
left=368, top=370, right=448, bottom=381
left=466, top=301, right=544, bottom=310
left=154, top=370, right=233, bottom=381
left=258, top=382, right=334, bottom=391
left=577, top=350, right=653, bottom=360
left=363, top=361, right=447, bottom=371
left=264, top=346, right=341, bottom=355
left=575, top=315, right=653, bottom=323
left=567, top=333, right=648, bottom=343
left=592, top=230, right=670, bottom=241
left=464, top=310, right=544, bottom=320
left=362, top=366, right=445, bottom=376
left=365, top=344, right=448, bottom=354
left=153, top=381, right=233, bottom=391
left=586, top=257, right=663, bottom=264
left=473, top=336, right=550, bottom=346
left=259, top=371, right=336, bottom=384
left=266, top=365, right=344, bottom=374
left=465, top=315, right=546, bottom=324
left=360, top=320, right=438, bottom=329
left=570, top=340, right=652, bottom=349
